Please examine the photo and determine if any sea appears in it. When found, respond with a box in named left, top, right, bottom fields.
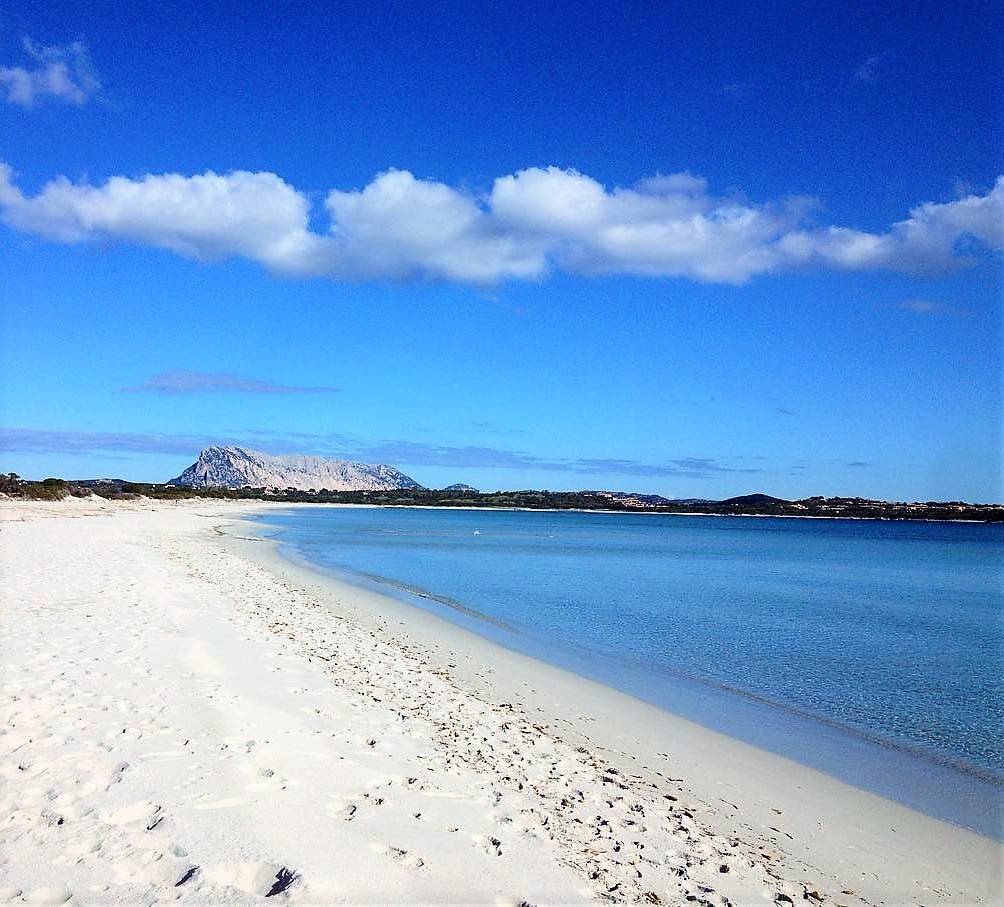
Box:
left=248, top=506, right=1004, bottom=837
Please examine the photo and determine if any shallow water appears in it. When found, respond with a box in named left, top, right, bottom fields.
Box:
left=250, top=507, right=1004, bottom=836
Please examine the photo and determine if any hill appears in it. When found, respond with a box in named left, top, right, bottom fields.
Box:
left=168, top=446, right=422, bottom=492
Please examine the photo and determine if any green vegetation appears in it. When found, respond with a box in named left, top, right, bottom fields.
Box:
left=1, top=474, right=84, bottom=500
left=1, top=474, right=1001, bottom=521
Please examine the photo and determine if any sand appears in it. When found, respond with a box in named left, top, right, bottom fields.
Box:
left=0, top=497, right=1000, bottom=905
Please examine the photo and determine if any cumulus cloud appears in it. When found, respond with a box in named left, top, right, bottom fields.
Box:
left=324, top=170, right=544, bottom=282
left=0, top=161, right=1001, bottom=285
left=0, top=164, right=326, bottom=272
left=490, top=167, right=815, bottom=281
left=121, top=371, right=339, bottom=394
left=0, top=37, right=100, bottom=107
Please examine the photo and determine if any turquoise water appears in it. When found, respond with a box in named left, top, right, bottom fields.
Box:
left=249, top=507, right=1004, bottom=836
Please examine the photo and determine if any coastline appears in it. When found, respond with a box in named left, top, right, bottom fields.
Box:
left=341, top=563, right=1003, bottom=796
left=257, top=527, right=1004, bottom=794
left=225, top=507, right=1003, bottom=903
left=1, top=498, right=1000, bottom=905
left=243, top=505, right=1004, bottom=822
left=251, top=501, right=1002, bottom=524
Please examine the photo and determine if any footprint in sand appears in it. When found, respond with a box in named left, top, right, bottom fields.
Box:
left=239, top=763, right=287, bottom=793
left=101, top=800, right=161, bottom=827
left=65, top=835, right=103, bottom=857
left=368, top=843, right=425, bottom=870
left=472, top=834, right=504, bottom=857
left=111, top=851, right=192, bottom=887
left=202, top=862, right=299, bottom=897
left=326, top=798, right=358, bottom=821
left=24, top=887, right=72, bottom=905
left=102, top=725, right=144, bottom=742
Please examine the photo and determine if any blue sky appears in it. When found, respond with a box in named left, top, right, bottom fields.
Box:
left=1, top=0, right=1001, bottom=500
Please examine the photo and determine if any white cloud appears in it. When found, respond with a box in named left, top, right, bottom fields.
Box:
left=0, top=164, right=327, bottom=272
left=490, top=166, right=814, bottom=282
left=0, top=161, right=1001, bottom=285
left=324, top=169, right=544, bottom=281
left=0, top=37, right=100, bottom=107
left=777, top=179, right=1004, bottom=272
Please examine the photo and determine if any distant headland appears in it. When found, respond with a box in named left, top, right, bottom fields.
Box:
left=2, top=445, right=1000, bottom=521
left=2, top=472, right=1001, bottom=523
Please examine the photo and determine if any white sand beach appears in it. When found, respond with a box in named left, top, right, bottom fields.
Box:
left=0, top=498, right=1000, bottom=905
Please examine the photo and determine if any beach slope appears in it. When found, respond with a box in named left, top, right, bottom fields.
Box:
left=0, top=500, right=999, bottom=905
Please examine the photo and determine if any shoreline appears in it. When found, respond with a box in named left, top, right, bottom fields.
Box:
left=244, top=506, right=1004, bottom=817
left=272, top=530, right=1004, bottom=794
left=1, top=498, right=1001, bottom=905
left=240, top=500, right=1003, bottom=524
left=224, top=506, right=1002, bottom=903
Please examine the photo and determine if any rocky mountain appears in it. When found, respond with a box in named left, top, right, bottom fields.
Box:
left=442, top=483, right=479, bottom=492
left=169, top=445, right=422, bottom=492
